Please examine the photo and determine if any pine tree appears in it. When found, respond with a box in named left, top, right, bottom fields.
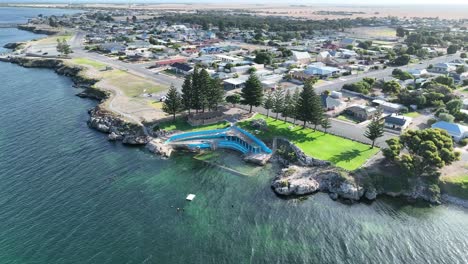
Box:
left=191, top=66, right=201, bottom=113
left=207, top=77, right=224, bottom=111
left=162, top=84, right=182, bottom=121
left=272, top=88, right=285, bottom=120
left=181, top=74, right=192, bottom=114
left=364, top=111, right=384, bottom=148
left=241, top=73, right=263, bottom=113
left=292, top=88, right=300, bottom=124
left=281, top=90, right=295, bottom=123
left=310, top=92, right=324, bottom=131
left=198, top=69, right=211, bottom=112
left=296, top=80, right=315, bottom=128
left=321, top=115, right=332, bottom=134
left=263, top=91, right=274, bottom=118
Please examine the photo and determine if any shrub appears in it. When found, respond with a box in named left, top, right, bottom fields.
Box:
left=439, top=113, right=455, bottom=123
left=427, top=118, right=437, bottom=126
left=459, top=138, right=468, bottom=147
left=399, top=106, right=409, bottom=113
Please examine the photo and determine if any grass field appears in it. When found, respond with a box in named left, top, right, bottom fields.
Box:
left=101, top=70, right=165, bottom=97
left=149, top=101, right=163, bottom=109
left=156, top=118, right=230, bottom=132
left=403, top=112, right=421, bottom=118
left=440, top=175, right=468, bottom=199
left=238, top=114, right=379, bottom=171
left=336, top=114, right=360, bottom=124
left=34, top=32, right=73, bottom=45
left=72, top=57, right=107, bottom=69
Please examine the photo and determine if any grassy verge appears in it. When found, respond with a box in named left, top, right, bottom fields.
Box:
left=403, top=112, right=421, bottom=118
left=440, top=175, right=468, bottom=199
left=238, top=114, right=379, bottom=171
left=156, top=117, right=230, bottom=132
left=101, top=70, right=165, bottom=97
left=336, top=114, right=360, bottom=124
left=71, top=57, right=107, bottom=69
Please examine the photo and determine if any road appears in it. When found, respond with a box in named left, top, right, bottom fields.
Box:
left=70, top=31, right=183, bottom=90
left=70, top=31, right=459, bottom=96
left=313, top=53, right=460, bottom=94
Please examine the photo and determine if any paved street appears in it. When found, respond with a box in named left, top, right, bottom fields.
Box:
left=70, top=31, right=184, bottom=90
left=67, top=32, right=460, bottom=148
left=313, top=52, right=460, bottom=94
left=70, top=31, right=459, bottom=97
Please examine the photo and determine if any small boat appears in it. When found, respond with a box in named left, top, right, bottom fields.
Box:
left=186, top=194, right=196, bottom=201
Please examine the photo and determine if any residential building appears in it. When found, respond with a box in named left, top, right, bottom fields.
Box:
left=431, top=121, right=468, bottom=142
left=339, top=38, right=356, bottom=48
left=216, top=54, right=242, bottom=64
left=345, top=105, right=378, bottom=121
left=372, top=99, right=406, bottom=113
left=304, top=62, right=340, bottom=78
left=407, top=68, right=428, bottom=77
left=384, top=113, right=412, bottom=133
left=223, top=77, right=247, bottom=90
left=171, top=62, right=193, bottom=75
left=432, top=63, right=457, bottom=74
left=291, top=51, right=311, bottom=64
left=321, top=94, right=345, bottom=110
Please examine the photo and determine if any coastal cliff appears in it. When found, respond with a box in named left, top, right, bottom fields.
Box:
left=1, top=56, right=148, bottom=145
left=271, top=137, right=441, bottom=204
left=17, top=24, right=60, bottom=35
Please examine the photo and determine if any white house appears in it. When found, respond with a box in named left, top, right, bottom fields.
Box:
left=384, top=113, right=412, bottom=133
left=431, top=121, right=468, bottom=142
left=432, top=63, right=456, bottom=74
left=291, top=51, right=311, bottom=64
left=372, top=99, right=406, bottom=113
left=407, top=68, right=428, bottom=77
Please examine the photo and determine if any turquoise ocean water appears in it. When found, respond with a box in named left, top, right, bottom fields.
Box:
left=0, top=7, right=467, bottom=264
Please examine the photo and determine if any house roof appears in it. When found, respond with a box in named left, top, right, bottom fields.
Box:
left=172, top=62, right=193, bottom=72
left=224, top=78, right=246, bottom=85
left=305, top=63, right=340, bottom=75
left=292, top=51, right=311, bottom=60
left=431, top=121, right=468, bottom=136
left=384, top=114, right=411, bottom=126
left=347, top=105, right=377, bottom=114
left=340, top=38, right=355, bottom=45
left=320, top=95, right=343, bottom=108
left=372, top=99, right=405, bottom=111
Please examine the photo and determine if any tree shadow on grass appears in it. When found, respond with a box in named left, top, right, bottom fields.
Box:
left=329, top=149, right=363, bottom=164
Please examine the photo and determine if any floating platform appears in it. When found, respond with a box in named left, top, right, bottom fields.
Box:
left=186, top=194, right=196, bottom=201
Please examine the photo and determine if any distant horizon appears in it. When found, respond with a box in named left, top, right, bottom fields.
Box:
left=2, top=0, right=468, bottom=6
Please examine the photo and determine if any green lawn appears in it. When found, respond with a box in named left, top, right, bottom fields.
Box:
left=403, top=112, right=421, bottom=118
left=101, top=70, right=165, bottom=97
left=440, top=175, right=468, bottom=199
left=157, top=118, right=230, bottom=132
left=238, top=114, right=379, bottom=171
left=72, top=57, right=107, bottom=69
left=336, top=114, right=360, bottom=124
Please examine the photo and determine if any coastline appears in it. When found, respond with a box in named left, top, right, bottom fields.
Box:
left=2, top=55, right=467, bottom=208
left=0, top=56, right=149, bottom=144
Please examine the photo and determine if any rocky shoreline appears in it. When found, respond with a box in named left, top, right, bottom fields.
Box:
left=17, top=24, right=60, bottom=35
left=1, top=56, right=465, bottom=207
left=3, top=42, right=25, bottom=50
left=0, top=56, right=149, bottom=146
left=271, top=136, right=444, bottom=205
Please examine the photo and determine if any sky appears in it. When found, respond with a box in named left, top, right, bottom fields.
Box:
left=4, top=0, right=468, bottom=5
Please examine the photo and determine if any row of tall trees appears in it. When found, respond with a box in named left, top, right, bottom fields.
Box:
left=162, top=67, right=224, bottom=120
left=241, top=77, right=329, bottom=132
left=181, top=66, right=224, bottom=113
